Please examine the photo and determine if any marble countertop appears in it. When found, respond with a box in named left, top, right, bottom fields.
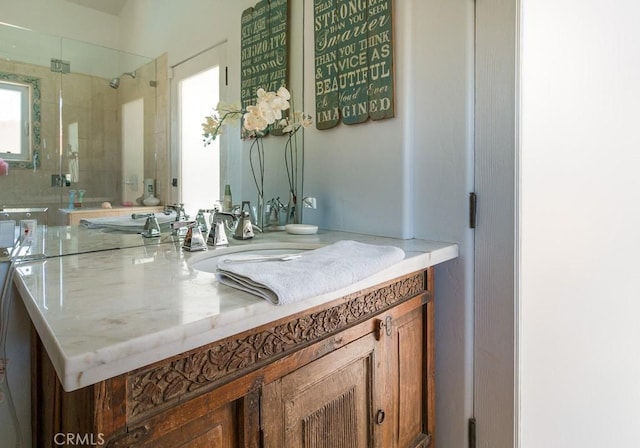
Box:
left=13, top=227, right=458, bottom=392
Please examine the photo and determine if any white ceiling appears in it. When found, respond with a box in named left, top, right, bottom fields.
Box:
left=64, top=0, right=128, bottom=16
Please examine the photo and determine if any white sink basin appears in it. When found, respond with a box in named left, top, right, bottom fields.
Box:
left=187, top=242, right=325, bottom=274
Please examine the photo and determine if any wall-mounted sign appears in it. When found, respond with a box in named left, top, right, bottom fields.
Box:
left=241, top=0, right=289, bottom=111
left=314, top=0, right=395, bottom=130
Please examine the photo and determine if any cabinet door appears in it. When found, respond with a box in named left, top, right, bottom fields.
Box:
left=262, top=333, right=383, bottom=448
left=383, top=305, right=432, bottom=448
left=106, top=398, right=240, bottom=448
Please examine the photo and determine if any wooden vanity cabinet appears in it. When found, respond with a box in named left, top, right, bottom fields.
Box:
left=32, top=268, right=434, bottom=448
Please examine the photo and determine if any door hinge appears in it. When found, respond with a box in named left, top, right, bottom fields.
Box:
left=469, top=192, right=477, bottom=229
left=469, top=418, right=477, bottom=448
left=225, top=66, right=229, bottom=86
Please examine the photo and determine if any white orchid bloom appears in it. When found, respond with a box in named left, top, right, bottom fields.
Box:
left=258, top=101, right=278, bottom=125
left=203, top=85, right=312, bottom=146
left=277, top=86, right=291, bottom=101
left=271, top=96, right=290, bottom=113
left=256, top=88, right=276, bottom=104
left=243, top=105, right=268, bottom=131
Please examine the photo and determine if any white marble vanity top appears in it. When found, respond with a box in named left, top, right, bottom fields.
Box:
left=13, top=227, right=458, bottom=391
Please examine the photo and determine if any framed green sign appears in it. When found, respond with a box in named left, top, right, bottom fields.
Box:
left=314, top=0, right=395, bottom=130
left=241, top=0, right=289, bottom=112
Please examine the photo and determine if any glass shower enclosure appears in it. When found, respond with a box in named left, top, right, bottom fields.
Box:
left=0, top=23, right=160, bottom=226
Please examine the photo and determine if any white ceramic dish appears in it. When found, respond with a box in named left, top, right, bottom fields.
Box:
left=285, top=224, right=319, bottom=235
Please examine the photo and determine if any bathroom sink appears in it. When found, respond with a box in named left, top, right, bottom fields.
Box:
left=187, top=242, right=325, bottom=274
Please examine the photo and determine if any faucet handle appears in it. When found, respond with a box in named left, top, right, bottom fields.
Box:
left=195, top=209, right=210, bottom=233
left=208, top=220, right=229, bottom=247
left=138, top=214, right=161, bottom=238
left=182, top=222, right=207, bottom=252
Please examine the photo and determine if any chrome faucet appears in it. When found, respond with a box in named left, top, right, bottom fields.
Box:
left=195, top=208, right=216, bottom=234
left=208, top=210, right=238, bottom=246
left=164, top=203, right=190, bottom=236
left=265, top=197, right=286, bottom=228
left=212, top=210, right=238, bottom=228
left=234, top=208, right=254, bottom=240
left=132, top=213, right=161, bottom=238
left=164, top=203, right=188, bottom=221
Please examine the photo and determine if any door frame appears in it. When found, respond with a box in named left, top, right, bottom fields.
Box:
left=474, top=0, right=520, bottom=447
left=169, top=41, right=228, bottom=207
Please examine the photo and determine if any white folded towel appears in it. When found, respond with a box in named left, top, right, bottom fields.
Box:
left=216, top=240, right=405, bottom=305
left=79, top=212, right=176, bottom=232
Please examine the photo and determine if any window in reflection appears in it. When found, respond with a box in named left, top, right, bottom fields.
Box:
left=0, top=80, right=30, bottom=161
left=0, top=72, right=41, bottom=169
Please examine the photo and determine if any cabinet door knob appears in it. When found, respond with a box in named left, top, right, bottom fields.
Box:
left=375, top=409, right=386, bottom=425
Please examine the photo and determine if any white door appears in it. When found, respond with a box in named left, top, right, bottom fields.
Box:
left=474, top=0, right=519, bottom=447
left=170, top=43, right=227, bottom=217
left=121, top=98, right=144, bottom=204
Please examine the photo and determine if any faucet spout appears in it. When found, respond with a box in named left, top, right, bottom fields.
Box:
left=212, top=211, right=238, bottom=225
left=164, top=203, right=188, bottom=221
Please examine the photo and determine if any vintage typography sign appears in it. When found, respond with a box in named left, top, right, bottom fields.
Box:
left=314, top=0, right=394, bottom=129
left=241, top=0, right=289, bottom=111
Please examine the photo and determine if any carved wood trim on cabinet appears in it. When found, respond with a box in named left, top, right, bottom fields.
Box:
left=128, top=271, right=427, bottom=421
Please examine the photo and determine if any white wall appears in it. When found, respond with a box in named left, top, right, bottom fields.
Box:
left=0, top=0, right=120, bottom=48
left=118, top=0, right=239, bottom=67
left=520, top=1, right=640, bottom=446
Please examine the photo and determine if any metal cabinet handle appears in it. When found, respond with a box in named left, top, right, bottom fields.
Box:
left=376, top=409, right=385, bottom=425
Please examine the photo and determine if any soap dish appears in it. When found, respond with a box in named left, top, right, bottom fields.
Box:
left=285, top=224, right=318, bottom=235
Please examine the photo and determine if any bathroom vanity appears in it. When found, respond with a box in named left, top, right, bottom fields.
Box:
left=13, top=228, right=457, bottom=447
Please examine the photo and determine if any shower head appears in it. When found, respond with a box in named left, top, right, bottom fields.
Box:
left=109, top=71, right=136, bottom=89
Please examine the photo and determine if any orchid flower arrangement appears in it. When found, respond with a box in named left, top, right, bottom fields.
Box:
left=202, top=85, right=312, bottom=226
left=202, top=86, right=311, bottom=144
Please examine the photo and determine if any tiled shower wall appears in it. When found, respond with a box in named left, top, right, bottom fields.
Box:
left=0, top=54, right=168, bottom=225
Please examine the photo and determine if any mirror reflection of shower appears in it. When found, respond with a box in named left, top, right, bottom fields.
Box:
left=109, top=71, right=136, bottom=89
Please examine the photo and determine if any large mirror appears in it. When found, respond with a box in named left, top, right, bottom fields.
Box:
left=0, top=1, right=305, bottom=256
left=0, top=23, right=158, bottom=227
